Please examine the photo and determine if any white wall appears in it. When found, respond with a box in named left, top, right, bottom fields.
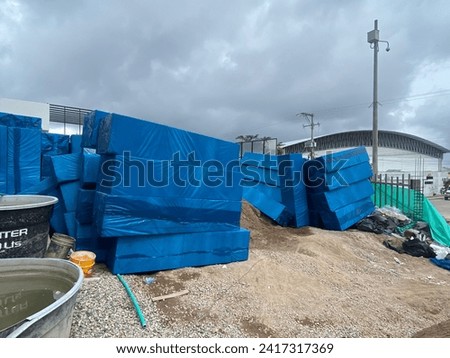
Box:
left=0, top=98, right=50, bottom=130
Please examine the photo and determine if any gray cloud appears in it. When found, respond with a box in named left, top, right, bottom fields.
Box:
left=1, top=0, right=449, bottom=164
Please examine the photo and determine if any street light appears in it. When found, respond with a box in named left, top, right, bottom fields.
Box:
left=368, top=19, right=390, bottom=177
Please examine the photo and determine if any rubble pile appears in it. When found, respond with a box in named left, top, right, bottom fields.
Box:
left=354, top=206, right=450, bottom=262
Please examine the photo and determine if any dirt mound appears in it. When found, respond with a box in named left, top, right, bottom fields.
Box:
left=413, top=319, right=450, bottom=338
left=139, top=201, right=450, bottom=337
left=73, top=200, right=450, bottom=338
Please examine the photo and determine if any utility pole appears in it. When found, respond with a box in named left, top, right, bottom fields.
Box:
left=367, top=19, right=390, bottom=177
left=298, top=112, right=319, bottom=159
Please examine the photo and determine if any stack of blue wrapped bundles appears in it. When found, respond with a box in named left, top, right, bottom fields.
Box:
left=41, top=132, right=70, bottom=178
left=79, top=111, right=250, bottom=274
left=303, top=146, right=375, bottom=231
left=240, top=152, right=309, bottom=227
left=0, top=112, right=42, bottom=194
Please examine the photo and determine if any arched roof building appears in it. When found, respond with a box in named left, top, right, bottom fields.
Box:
left=281, top=130, right=449, bottom=172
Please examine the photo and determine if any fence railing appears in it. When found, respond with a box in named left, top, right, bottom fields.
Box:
left=371, top=173, right=424, bottom=221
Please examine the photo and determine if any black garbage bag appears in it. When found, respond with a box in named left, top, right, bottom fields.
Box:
left=383, top=236, right=406, bottom=254
left=402, top=238, right=436, bottom=258
left=355, top=218, right=383, bottom=234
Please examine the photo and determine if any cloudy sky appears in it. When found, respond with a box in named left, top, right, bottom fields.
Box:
left=1, top=0, right=449, bottom=164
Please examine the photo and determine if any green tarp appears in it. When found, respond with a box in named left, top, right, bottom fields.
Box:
left=373, top=183, right=450, bottom=247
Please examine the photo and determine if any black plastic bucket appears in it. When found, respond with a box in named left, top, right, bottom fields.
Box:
left=0, top=195, right=58, bottom=259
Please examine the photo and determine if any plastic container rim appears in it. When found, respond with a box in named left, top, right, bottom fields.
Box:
left=0, top=195, right=59, bottom=211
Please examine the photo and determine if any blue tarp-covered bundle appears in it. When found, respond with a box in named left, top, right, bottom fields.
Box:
left=41, top=132, right=70, bottom=178
left=81, top=110, right=110, bottom=148
left=88, top=112, right=249, bottom=274
left=70, top=135, right=82, bottom=153
left=303, top=146, right=375, bottom=231
left=240, top=152, right=309, bottom=227
left=107, top=229, right=250, bottom=275
left=0, top=112, right=42, bottom=129
left=0, top=117, right=41, bottom=194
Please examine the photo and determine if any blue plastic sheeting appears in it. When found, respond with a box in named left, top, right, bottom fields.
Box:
left=243, top=186, right=291, bottom=226
left=304, top=155, right=372, bottom=193
left=74, top=237, right=109, bottom=263
left=241, top=179, right=283, bottom=203
left=70, top=135, right=83, bottom=153
left=80, top=149, right=100, bottom=188
left=304, top=147, right=375, bottom=231
left=0, top=112, right=41, bottom=129
left=241, top=153, right=308, bottom=227
left=41, top=155, right=54, bottom=179
left=50, top=153, right=81, bottom=183
left=41, top=132, right=70, bottom=156
left=319, top=196, right=375, bottom=231
left=106, top=228, right=250, bottom=274
left=60, top=180, right=81, bottom=212
left=94, top=192, right=242, bottom=237
left=311, top=146, right=369, bottom=173
left=0, top=126, right=7, bottom=193
left=96, top=154, right=243, bottom=201
left=76, top=222, right=97, bottom=240
left=7, top=127, right=41, bottom=194
left=309, top=179, right=374, bottom=212
left=6, top=128, right=15, bottom=194
left=64, top=212, right=77, bottom=238
left=76, top=189, right=96, bottom=224
left=81, top=110, right=110, bottom=148
left=19, top=176, right=58, bottom=195
left=430, top=258, right=450, bottom=271
left=241, top=165, right=283, bottom=187
left=97, top=113, right=239, bottom=163
left=279, top=154, right=309, bottom=227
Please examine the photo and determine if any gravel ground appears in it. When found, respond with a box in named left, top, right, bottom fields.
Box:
left=69, top=202, right=450, bottom=338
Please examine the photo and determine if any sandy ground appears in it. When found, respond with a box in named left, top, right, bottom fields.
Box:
left=126, top=202, right=450, bottom=337
left=72, top=200, right=450, bottom=338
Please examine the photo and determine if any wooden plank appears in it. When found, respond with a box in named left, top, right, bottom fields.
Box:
left=152, top=289, right=189, bottom=302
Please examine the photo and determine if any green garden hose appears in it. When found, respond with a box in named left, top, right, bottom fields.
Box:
left=117, top=274, right=147, bottom=328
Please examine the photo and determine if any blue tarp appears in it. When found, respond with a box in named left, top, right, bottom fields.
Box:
left=19, top=176, right=57, bottom=195
left=97, top=113, right=240, bottom=163
left=0, top=126, right=8, bottom=193
left=81, top=110, right=110, bottom=148
left=80, top=149, right=100, bottom=188
left=106, top=228, right=250, bottom=274
left=41, top=132, right=70, bottom=156
left=60, top=180, right=81, bottom=212
left=76, top=189, right=96, bottom=224
left=94, top=192, right=242, bottom=237
left=430, top=258, right=450, bottom=271
left=6, top=127, right=41, bottom=193
left=304, top=147, right=375, bottom=231
left=48, top=189, right=68, bottom=234
left=309, top=179, right=374, bottom=212
left=96, top=154, right=243, bottom=201
left=0, top=112, right=41, bottom=129
left=243, top=186, right=291, bottom=225
left=51, top=153, right=81, bottom=183
left=241, top=153, right=309, bottom=227
left=304, top=158, right=373, bottom=193
left=64, top=212, right=77, bottom=238
left=319, top=196, right=375, bottom=231
left=70, top=135, right=83, bottom=153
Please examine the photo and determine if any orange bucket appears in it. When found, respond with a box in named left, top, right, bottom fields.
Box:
left=69, top=250, right=96, bottom=277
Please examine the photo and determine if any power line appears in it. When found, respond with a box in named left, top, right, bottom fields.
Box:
left=230, top=88, right=450, bottom=137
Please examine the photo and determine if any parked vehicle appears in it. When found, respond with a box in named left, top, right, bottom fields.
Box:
left=445, top=189, right=450, bottom=200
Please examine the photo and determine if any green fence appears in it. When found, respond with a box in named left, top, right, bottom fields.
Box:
left=372, top=182, right=450, bottom=247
